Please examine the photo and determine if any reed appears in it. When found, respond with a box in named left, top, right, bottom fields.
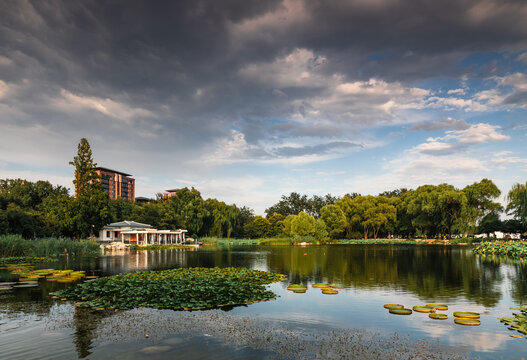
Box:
left=0, top=234, right=100, bottom=257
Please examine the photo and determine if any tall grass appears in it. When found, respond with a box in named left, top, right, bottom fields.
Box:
left=0, top=234, right=100, bottom=257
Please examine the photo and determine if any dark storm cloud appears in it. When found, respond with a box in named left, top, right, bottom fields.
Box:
left=1, top=0, right=526, bottom=165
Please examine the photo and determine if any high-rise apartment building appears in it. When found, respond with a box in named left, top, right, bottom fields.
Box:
left=92, top=167, right=135, bottom=201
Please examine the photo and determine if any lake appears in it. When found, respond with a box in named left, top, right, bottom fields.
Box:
left=1, top=244, right=526, bottom=359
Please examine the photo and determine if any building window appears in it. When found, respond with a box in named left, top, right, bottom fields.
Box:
left=106, top=231, right=110, bottom=238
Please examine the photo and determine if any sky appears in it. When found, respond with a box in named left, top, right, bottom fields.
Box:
left=1, top=0, right=527, bottom=214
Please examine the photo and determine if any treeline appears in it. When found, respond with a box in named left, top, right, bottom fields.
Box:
left=0, top=179, right=254, bottom=239
left=260, top=179, right=527, bottom=240
left=2, top=177, right=527, bottom=240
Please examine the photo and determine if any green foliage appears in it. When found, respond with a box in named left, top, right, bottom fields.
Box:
left=268, top=214, right=285, bottom=236
left=507, top=182, right=527, bottom=227
left=70, top=138, right=100, bottom=198
left=251, top=217, right=271, bottom=237
left=265, top=192, right=336, bottom=218
left=0, top=234, right=99, bottom=257
left=473, top=240, right=527, bottom=258
left=320, top=205, right=346, bottom=238
left=500, top=307, right=527, bottom=336
left=51, top=267, right=285, bottom=310
left=314, top=218, right=328, bottom=242
left=281, top=214, right=296, bottom=237
left=291, top=212, right=315, bottom=237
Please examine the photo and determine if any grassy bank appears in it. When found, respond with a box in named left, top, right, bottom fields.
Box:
left=473, top=240, right=527, bottom=258
left=0, top=234, right=100, bottom=258
left=200, top=237, right=476, bottom=246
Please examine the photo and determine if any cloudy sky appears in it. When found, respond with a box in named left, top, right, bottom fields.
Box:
left=1, top=0, right=527, bottom=214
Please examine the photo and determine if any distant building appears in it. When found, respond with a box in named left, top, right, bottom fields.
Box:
left=163, top=188, right=179, bottom=198
left=99, top=220, right=187, bottom=245
left=135, top=196, right=151, bottom=204
left=93, top=167, right=135, bottom=201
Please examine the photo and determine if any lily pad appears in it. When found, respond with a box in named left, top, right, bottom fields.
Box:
left=426, top=303, right=448, bottom=310
left=312, top=283, right=329, bottom=288
left=50, top=267, right=285, bottom=311
left=453, top=311, right=480, bottom=319
left=413, top=306, right=434, bottom=313
left=429, top=313, right=448, bottom=320
left=384, top=304, right=404, bottom=310
left=389, top=308, right=412, bottom=315
left=321, top=289, right=338, bottom=295
left=454, top=318, right=480, bottom=326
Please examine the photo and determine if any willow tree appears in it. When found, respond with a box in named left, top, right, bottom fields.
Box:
left=507, top=182, right=527, bottom=228
left=70, top=138, right=100, bottom=198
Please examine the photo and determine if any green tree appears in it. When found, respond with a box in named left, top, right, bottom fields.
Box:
left=291, top=211, right=316, bottom=237
left=268, top=213, right=285, bottom=236
left=252, top=217, right=271, bottom=237
left=364, top=196, right=396, bottom=240
left=320, top=204, right=346, bottom=239
left=507, top=182, right=527, bottom=227
left=281, top=214, right=296, bottom=236
left=70, top=138, right=100, bottom=198
left=314, top=218, right=328, bottom=242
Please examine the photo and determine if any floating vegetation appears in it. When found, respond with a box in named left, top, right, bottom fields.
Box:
left=286, top=284, right=307, bottom=291
left=453, top=311, right=480, bottom=319
left=389, top=308, right=412, bottom=315
left=473, top=240, right=527, bottom=259
left=0, top=256, right=54, bottom=265
left=328, top=284, right=345, bottom=289
left=1, top=263, right=87, bottom=289
left=51, top=267, right=285, bottom=311
left=413, top=305, right=434, bottom=313
left=429, top=313, right=448, bottom=320
left=383, top=304, right=404, bottom=309
left=426, top=303, right=448, bottom=310
left=321, top=289, right=338, bottom=295
left=312, top=283, right=329, bottom=288
left=500, top=306, right=527, bottom=336
left=454, top=318, right=480, bottom=326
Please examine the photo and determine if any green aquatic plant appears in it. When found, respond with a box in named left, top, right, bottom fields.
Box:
left=453, top=311, right=480, bottom=319
left=0, top=256, right=54, bottom=265
left=500, top=306, right=527, bottom=336
left=473, top=240, right=527, bottom=259
left=383, top=304, right=404, bottom=309
left=413, top=305, right=434, bottom=313
left=426, top=303, right=448, bottom=310
left=51, top=267, right=285, bottom=311
left=429, top=313, right=448, bottom=320
left=454, top=318, right=480, bottom=326
left=389, top=308, right=412, bottom=315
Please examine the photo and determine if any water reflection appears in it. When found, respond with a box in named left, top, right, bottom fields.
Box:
left=1, top=245, right=527, bottom=359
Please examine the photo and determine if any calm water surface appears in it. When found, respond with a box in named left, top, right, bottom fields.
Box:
left=1, top=245, right=526, bottom=359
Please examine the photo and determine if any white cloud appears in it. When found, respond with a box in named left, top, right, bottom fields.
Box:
left=442, top=123, right=509, bottom=144
left=239, top=48, right=328, bottom=88
left=52, top=89, right=156, bottom=123
left=447, top=88, right=466, bottom=95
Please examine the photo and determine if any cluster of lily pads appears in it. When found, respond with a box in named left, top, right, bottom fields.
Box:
left=384, top=303, right=482, bottom=326
left=0, top=263, right=96, bottom=291
left=51, top=267, right=284, bottom=311
left=286, top=283, right=345, bottom=295
left=473, top=240, right=527, bottom=258
left=500, top=306, right=527, bottom=339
